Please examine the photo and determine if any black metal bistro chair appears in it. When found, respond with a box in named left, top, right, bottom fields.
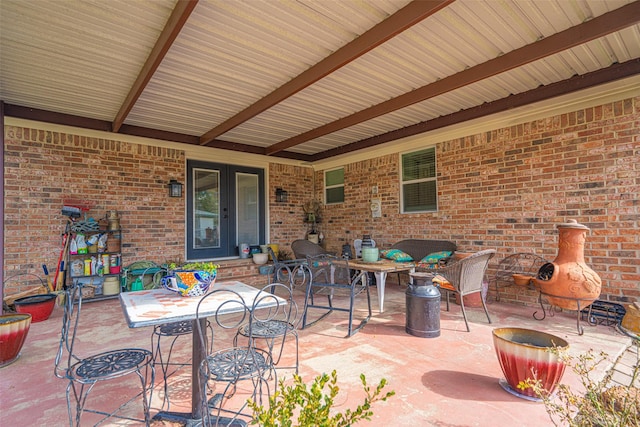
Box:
left=54, top=283, right=154, bottom=426
left=235, top=255, right=307, bottom=374
left=302, top=254, right=372, bottom=337
left=145, top=262, right=214, bottom=410
left=196, top=287, right=277, bottom=426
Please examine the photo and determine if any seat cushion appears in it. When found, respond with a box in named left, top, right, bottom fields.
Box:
left=380, top=249, right=413, bottom=262
left=433, top=275, right=455, bottom=291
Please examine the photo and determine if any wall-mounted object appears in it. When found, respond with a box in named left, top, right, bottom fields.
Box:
left=275, top=187, right=288, bottom=203
left=370, top=198, right=382, bottom=218
left=168, top=179, right=183, bottom=198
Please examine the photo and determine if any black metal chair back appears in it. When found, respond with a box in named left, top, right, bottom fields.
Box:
left=54, top=283, right=154, bottom=426
left=149, top=263, right=213, bottom=411
left=302, top=254, right=371, bottom=337
left=238, top=261, right=307, bottom=373
left=195, top=288, right=276, bottom=426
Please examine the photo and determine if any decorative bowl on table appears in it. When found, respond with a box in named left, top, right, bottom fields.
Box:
left=162, top=270, right=216, bottom=297
left=361, top=247, right=379, bottom=263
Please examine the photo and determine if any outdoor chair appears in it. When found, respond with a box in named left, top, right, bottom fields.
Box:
left=302, top=254, right=372, bottom=337
left=429, top=249, right=496, bottom=332
left=145, top=261, right=213, bottom=410
left=196, top=287, right=277, bottom=426
left=54, top=283, right=154, bottom=426
left=291, top=239, right=332, bottom=259
left=492, top=252, right=548, bottom=301
left=235, top=251, right=307, bottom=374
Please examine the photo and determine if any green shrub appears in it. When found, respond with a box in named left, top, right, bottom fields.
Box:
left=249, top=370, right=395, bottom=426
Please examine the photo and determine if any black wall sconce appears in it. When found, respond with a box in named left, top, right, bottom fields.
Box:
left=168, top=179, right=183, bottom=198
left=275, top=187, right=288, bottom=203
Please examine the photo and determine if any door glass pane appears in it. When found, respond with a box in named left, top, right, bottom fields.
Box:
left=193, top=168, right=220, bottom=249
left=236, top=173, right=259, bottom=246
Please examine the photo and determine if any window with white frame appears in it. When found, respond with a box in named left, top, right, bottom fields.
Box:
left=401, top=147, right=437, bottom=213
left=325, top=167, right=344, bottom=204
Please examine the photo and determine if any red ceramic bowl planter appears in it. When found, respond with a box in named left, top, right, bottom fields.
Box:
left=493, top=327, right=569, bottom=400
left=0, top=313, right=32, bottom=367
left=14, top=293, right=57, bottom=323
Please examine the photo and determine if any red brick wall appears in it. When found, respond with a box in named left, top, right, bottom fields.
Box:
left=3, top=96, right=639, bottom=306
left=316, top=96, right=640, bottom=305
left=1, top=128, right=311, bottom=296
left=268, top=163, right=313, bottom=258
left=3, top=128, right=186, bottom=295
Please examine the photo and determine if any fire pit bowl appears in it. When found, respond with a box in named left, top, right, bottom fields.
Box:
left=0, top=313, right=32, bottom=367
left=14, top=293, right=57, bottom=323
left=492, top=327, right=569, bottom=400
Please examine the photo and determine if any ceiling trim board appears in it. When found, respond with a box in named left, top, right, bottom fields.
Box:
left=310, top=74, right=640, bottom=171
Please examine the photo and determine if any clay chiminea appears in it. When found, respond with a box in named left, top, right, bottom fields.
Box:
left=536, top=219, right=601, bottom=310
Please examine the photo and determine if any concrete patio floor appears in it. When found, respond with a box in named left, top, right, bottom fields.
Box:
left=1, top=281, right=636, bottom=426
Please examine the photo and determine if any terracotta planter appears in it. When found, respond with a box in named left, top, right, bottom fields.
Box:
left=454, top=280, right=488, bottom=308
left=493, top=327, right=568, bottom=400
left=0, top=313, right=32, bottom=368
left=535, top=219, right=601, bottom=310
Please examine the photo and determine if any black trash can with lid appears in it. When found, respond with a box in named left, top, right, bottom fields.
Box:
left=406, top=275, right=441, bottom=338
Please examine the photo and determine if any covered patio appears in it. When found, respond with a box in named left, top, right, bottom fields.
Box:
left=1, top=282, right=637, bottom=426
left=1, top=1, right=639, bottom=425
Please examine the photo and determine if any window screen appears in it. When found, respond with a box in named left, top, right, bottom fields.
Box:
left=401, top=148, right=437, bottom=213
left=325, top=168, right=344, bottom=204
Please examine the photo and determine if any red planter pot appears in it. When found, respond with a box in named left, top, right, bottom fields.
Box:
left=14, top=293, right=57, bottom=323
left=0, top=313, right=32, bottom=367
left=493, top=327, right=569, bottom=400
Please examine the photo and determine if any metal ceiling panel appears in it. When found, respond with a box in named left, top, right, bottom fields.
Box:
left=0, top=0, right=175, bottom=120
left=216, top=0, right=639, bottom=152
left=125, top=0, right=411, bottom=135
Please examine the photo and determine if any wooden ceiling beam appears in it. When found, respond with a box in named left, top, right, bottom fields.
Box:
left=111, top=0, right=198, bottom=133
left=199, top=0, right=453, bottom=146
left=266, top=1, right=640, bottom=155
